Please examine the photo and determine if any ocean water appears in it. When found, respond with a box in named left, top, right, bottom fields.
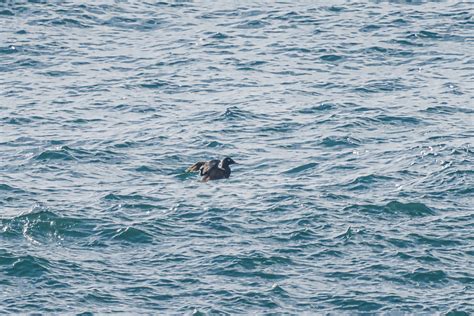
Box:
left=1, top=0, right=473, bottom=314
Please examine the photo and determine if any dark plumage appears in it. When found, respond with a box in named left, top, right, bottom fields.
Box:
left=186, top=157, right=237, bottom=181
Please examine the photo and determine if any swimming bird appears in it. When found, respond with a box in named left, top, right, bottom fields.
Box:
left=186, top=157, right=237, bottom=181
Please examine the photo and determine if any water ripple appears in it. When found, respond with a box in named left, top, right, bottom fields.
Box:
left=1, top=1, right=472, bottom=314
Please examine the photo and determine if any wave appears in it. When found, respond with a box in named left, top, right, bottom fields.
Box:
left=33, top=146, right=123, bottom=163
left=404, top=268, right=448, bottom=283
left=98, top=226, right=154, bottom=244
left=0, top=251, right=50, bottom=278
left=0, top=183, right=26, bottom=194
left=298, top=103, right=334, bottom=113
left=320, top=136, right=361, bottom=147
left=283, top=162, right=318, bottom=174
left=0, top=207, right=96, bottom=243
left=218, top=106, right=263, bottom=121
left=345, top=201, right=435, bottom=217
left=33, top=148, right=77, bottom=161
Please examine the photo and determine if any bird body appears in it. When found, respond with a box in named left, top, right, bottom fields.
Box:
left=186, top=157, right=237, bottom=181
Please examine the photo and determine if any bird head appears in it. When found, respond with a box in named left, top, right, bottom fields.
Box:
left=222, top=157, right=237, bottom=166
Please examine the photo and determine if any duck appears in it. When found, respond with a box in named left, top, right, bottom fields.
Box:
left=186, top=157, right=237, bottom=181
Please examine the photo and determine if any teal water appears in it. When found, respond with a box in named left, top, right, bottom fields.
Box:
left=1, top=1, right=473, bottom=314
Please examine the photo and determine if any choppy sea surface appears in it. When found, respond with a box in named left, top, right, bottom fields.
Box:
left=1, top=0, right=473, bottom=314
